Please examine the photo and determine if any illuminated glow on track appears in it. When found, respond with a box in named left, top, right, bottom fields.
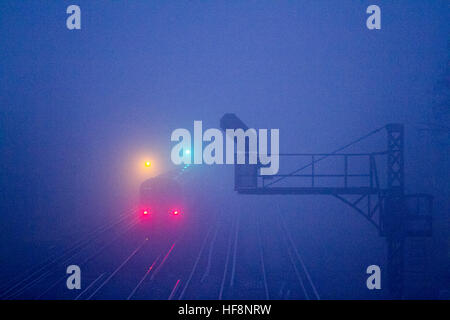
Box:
left=168, top=279, right=181, bottom=300
left=150, top=242, right=176, bottom=281
left=127, top=253, right=162, bottom=300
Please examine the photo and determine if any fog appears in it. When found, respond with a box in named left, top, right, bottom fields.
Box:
left=1, top=1, right=448, bottom=299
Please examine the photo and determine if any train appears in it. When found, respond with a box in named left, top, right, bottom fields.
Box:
left=138, top=165, right=219, bottom=239
left=138, top=174, right=186, bottom=235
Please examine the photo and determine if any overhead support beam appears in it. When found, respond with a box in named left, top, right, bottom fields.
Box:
left=221, top=115, right=433, bottom=299
left=237, top=187, right=379, bottom=195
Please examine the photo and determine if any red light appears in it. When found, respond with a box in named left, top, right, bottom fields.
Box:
left=171, top=209, right=180, bottom=215
left=143, top=209, right=149, bottom=215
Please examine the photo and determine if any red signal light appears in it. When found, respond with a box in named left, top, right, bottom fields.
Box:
left=143, top=209, right=150, bottom=215
left=170, top=209, right=180, bottom=216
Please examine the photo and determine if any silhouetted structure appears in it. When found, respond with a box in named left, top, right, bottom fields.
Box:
left=220, top=113, right=433, bottom=299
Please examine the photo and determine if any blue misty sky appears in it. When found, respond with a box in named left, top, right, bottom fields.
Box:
left=0, top=1, right=449, bottom=240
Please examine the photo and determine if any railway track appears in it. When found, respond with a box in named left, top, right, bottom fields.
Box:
left=1, top=205, right=320, bottom=300
left=1, top=207, right=138, bottom=299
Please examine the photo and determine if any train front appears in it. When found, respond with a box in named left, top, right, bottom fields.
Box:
left=139, top=176, right=185, bottom=238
